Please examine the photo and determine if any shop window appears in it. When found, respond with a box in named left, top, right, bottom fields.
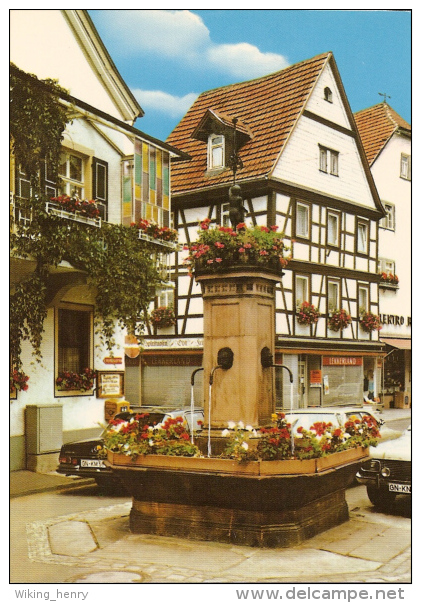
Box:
left=56, top=305, right=93, bottom=394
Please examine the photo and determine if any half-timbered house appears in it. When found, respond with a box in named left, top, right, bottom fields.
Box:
left=140, top=51, right=386, bottom=411
left=354, top=102, right=411, bottom=410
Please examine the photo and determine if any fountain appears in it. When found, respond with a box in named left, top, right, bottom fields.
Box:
left=107, top=134, right=368, bottom=547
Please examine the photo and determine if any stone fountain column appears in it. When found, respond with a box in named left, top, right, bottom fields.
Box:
left=195, top=267, right=282, bottom=430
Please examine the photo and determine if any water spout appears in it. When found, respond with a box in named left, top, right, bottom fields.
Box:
left=208, top=365, right=223, bottom=456
left=262, top=356, right=295, bottom=456
left=190, top=368, right=204, bottom=444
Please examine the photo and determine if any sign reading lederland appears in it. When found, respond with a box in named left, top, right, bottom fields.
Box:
left=323, top=357, right=363, bottom=366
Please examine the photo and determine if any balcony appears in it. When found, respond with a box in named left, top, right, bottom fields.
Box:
left=137, top=230, right=180, bottom=252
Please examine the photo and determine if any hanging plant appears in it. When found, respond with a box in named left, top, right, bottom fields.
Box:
left=297, top=301, right=321, bottom=325
left=328, top=308, right=352, bottom=332
left=150, top=306, right=176, bottom=328
left=10, top=369, right=29, bottom=394
left=359, top=311, right=382, bottom=333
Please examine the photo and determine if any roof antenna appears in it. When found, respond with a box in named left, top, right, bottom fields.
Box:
left=378, top=92, right=391, bottom=103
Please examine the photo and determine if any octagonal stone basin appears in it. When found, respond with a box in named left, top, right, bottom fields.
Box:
left=107, top=448, right=368, bottom=548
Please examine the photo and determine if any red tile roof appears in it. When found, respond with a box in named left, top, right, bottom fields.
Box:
left=354, top=103, right=411, bottom=166
left=167, top=52, right=332, bottom=195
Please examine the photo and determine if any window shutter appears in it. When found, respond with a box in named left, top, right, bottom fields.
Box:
left=92, top=157, right=108, bottom=220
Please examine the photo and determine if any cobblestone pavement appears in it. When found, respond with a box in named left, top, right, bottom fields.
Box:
left=25, top=496, right=411, bottom=584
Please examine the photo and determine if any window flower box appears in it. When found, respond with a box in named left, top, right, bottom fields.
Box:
left=46, top=198, right=101, bottom=228
left=55, top=368, right=96, bottom=391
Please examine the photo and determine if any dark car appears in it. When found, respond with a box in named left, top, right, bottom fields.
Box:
left=57, top=407, right=204, bottom=488
left=356, top=425, right=411, bottom=510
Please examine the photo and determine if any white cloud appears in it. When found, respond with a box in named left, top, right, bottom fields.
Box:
left=96, top=10, right=288, bottom=77
left=208, top=43, right=289, bottom=79
left=95, top=9, right=210, bottom=59
left=132, top=89, right=198, bottom=118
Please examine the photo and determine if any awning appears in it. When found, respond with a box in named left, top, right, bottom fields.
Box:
left=380, top=338, right=411, bottom=350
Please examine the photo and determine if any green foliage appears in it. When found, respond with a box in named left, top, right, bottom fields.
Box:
left=10, top=64, right=164, bottom=372
left=10, top=63, right=68, bottom=187
left=10, top=196, right=161, bottom=369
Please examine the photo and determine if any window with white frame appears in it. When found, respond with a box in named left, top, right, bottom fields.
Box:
left=358, top=286, right=369, bottom=314
left=327, top=211, right=340, bottom=246
left=156, top=287, right=175, bottom=309
left=380, top=202, right=395, bottom=230
left=59, top=151, right=85, bottom=198
left=400, top=153, right=411, bottom=180
left=296, top=202, right=310, bottom=238
left=356, top=220, right=368, bottom=254
left=295, top=274, right=309, bottom=308
left=327, top=280, right=340, bottom=313
left=378, top=258, right=396, bottom=275
left=319, top=145, right=339, bottom=176
left=208, top=134, right=225, bottom=170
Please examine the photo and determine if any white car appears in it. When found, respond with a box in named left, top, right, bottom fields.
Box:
left=356, top=425, right=411, bottom=509
left=283, top=406, right=399, bottom=441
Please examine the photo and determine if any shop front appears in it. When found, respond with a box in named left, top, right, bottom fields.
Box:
left=275, top=352, right=383, bottom=410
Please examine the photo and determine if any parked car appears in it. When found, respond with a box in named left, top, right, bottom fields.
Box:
left=356, top=425, right=411, bottom=510
left=57, top=407, right=204, bottom=488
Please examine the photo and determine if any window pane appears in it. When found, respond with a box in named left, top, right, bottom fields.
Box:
left=319, top=147, right=327, bottom=172
left=58, top=308, right=90, bottom=374
left=357, top=223, right=367, bottom=253
left=69, top=155, right=82, bottom=181
left=297, top=204, right=309, bottom=237
left=330, top=151, right=338, bottom=176
left=296, top=276, right=308, bottom=306
left=400, top=155, right=408, bottom=178
left=327, top=213, right=338, bottom=245
left=212, top=146, right=223, bottom=168
left=328, top=282, right=339, bottom=311
left=358, top=288, right=368, bottom=313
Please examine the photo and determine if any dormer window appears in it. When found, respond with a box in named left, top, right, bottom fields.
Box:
left=208, top=134, right=225, bottom=170
left=324, top=87, right=333, bottom=103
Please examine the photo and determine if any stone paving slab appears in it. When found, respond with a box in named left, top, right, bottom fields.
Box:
left=48, top=520, right=98, bottom=557
left=25, top=500, right=411, bottom=584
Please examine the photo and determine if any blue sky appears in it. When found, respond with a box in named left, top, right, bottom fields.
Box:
left=88, top=9, right=411, bottom=142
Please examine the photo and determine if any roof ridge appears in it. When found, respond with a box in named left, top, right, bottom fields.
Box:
left=199, top=51, right=331, bottom=98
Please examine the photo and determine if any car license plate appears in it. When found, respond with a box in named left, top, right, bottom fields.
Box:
left=80, top=459, right=106, bottom=468
left=389, top=483, right=411, bottom=493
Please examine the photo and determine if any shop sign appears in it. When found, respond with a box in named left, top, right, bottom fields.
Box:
left=380, top=314, right=411, bottom=327
left=103, top=357, right=123, bottom=364
left=323, top=357, right=363, bottom=366
left=142, top=354, right=202, bottom=367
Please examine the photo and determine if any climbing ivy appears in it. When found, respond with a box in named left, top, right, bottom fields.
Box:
left=10, top=64, right=164, bottom=375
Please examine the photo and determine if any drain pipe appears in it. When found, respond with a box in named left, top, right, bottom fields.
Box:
left=190, top=368, right=204, bottom=443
